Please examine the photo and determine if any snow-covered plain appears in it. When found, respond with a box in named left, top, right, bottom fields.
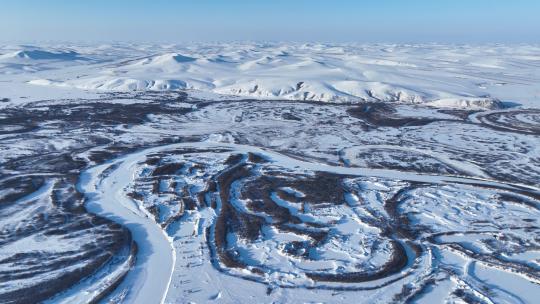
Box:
left=0, top=43, right=539, bottom=304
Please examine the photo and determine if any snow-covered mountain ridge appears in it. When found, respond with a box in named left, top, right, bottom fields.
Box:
left=2, top=43, right=539, bottom=108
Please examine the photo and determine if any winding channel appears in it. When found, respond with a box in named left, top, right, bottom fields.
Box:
left=77, top=141, right=540, bottom=302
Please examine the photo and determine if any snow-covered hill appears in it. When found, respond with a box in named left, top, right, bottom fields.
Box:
left=2, top=43, right=540, bottom=108
left=0, top=49, right=84, bottom=61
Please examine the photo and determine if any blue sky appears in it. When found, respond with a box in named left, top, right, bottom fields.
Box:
left=1, top=0, right=539, bottom=43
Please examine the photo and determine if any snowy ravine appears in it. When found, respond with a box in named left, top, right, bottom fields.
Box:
left=0, top=43, right=540, bottom=304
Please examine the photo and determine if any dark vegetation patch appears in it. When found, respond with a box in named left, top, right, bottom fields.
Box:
left=438, top=108, right=479, bottom=120
left=347, top=103, right=455, bottom=128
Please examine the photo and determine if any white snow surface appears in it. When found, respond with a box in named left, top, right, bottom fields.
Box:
left=2, top=42, right=540, bottom=108
left=2, top=42, right=540, bottom=303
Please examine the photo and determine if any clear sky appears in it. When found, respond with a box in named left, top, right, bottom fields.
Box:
left=1, top=0, right=539, bottom=43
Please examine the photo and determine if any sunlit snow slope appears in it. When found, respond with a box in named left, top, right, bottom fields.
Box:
left=1, top=43, right=539, bottom=108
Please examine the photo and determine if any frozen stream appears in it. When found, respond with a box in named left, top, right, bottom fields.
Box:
left=78, top=150, right=176, bottom=303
